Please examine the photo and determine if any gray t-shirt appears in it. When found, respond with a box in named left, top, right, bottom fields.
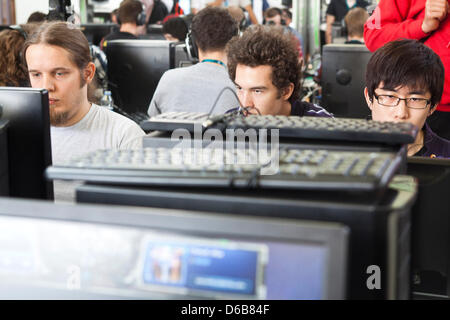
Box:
left=147, top=62, right=240, bottom=117
left=51, top=103, right=145, bottom=203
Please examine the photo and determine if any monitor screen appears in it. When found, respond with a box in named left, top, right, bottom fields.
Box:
left=0, top=87, right=53, bottom=199
left=104, top=40, right=174, bottom=115
left=321, top=44, right=373, bottom=119
left=0, top=197, right=348, bottom=299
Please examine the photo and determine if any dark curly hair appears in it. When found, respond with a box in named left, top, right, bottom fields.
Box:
left=0, top=26, right=30, bottom=87
left=191, top=7, right=238, bottom=52
left=226, top=25, right=302, bottom=104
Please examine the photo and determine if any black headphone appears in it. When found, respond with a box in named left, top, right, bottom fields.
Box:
left=117, top=1, right=146, bottom=26
left=238, top=16, right=248, bottom=33
left=8, top=25, right=27, bottom=40
left=185, top=30, right=199, bottom=62
left=136, top=5, right=147, bottom=26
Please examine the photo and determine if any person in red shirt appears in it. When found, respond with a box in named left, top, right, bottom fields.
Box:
left=364, top=0, right=450, bottom=139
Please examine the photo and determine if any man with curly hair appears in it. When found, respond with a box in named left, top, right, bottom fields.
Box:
left=226, top=25, right=332, bottom=117
left=147, top=7, right=240, bottom=116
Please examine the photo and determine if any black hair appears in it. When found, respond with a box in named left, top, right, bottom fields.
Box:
left=366, top=39, right=445, bottom=108
left=162, top=17, right=188, bottom=41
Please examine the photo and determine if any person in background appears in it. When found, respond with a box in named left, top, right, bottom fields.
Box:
left=364, top=0, right=450, bottom=141
left=326, top=0, right=369, bottom=44
left=110, top=8, right=119, bottom=24
left=227, top=6, right=247, bottom=32
left=102, top=0, right=144, bottom=49
left=191, top=0, right=210, bottom=14
left=148, top=7, right=240, bottom=117
left=344, top=7, right=369, bottom=44
left=0, top=24, right=37, bottom=87
left=205, top=0, right=258, bottom=25
left=364, top=39, right=450, bottom=158
left=226, top=25, right=332, bottom=117
left=27, top=11, right=47, bottom=23
left=23, top=22, right=145, bottom=202
left=162, top=16, right=188, bottom=41
left=264, top=7, right=303, bottom=59
left=281, top=8, right=304, bottom=54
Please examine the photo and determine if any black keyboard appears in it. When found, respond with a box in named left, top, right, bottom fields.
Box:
left=45, top=147, right=402, bottom=192
left=141, top=112, right=418, bottom=145
left=128, top=111, right=149, bottom=125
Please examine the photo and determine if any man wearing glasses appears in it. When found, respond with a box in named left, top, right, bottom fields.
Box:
left=364, top=39, right=450, bottom=158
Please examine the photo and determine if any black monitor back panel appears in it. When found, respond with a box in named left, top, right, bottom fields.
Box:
left=0, top=87, right=53, bottom=199
left=407, top=157, right=450, bottom=299
left=0, top=120, right=8, bottom=196
left=105, top=40, right=176, bottom=114
left=321, top=44, right=373, bottom=119
left=80, top=23, right=118, bottom=46
left=140, top=24, right=165, bottom=40
left=76, top=176, right=417, bottom=300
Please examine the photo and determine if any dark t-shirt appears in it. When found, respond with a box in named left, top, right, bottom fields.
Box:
left=326, top=0, right=370, bottom=22
left=290, top=100, right=333, bottom=117
left=414, top=123, right=450, bottom=158
left=344, top=39, right=364, bottom=44
left=102, top=31, right=138, bottom=49
left=226, top=101, right=333, bottom=118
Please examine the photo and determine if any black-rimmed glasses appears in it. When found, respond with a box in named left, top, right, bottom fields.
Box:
left=373, top=93, right=431, bottom=109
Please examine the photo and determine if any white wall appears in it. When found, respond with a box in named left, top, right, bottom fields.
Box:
left=15, top=0, right=81, bottom=24
left=15, top=0, right=48, bottom=24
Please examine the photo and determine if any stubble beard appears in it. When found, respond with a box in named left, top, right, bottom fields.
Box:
left=49, top=106, right=70, bottom=126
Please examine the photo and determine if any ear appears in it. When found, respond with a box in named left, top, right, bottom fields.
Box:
left=83, top=62, right=96, bottom=84
left=364, top=87, right=373, bottom=111
left=428, top=104, right=437, bottom=117
left=281, top=83, right=295, bottom=101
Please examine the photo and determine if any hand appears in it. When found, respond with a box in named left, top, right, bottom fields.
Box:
left=422, top=0, right=449, bottom=33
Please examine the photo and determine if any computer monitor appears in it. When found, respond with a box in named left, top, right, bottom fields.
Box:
left=75, top=175, right=416, bottom=299
left=80, top=23, right=118, bottom=46
left=105, top=40, right=178, bottom=115
left=0, top=197, right=348, bottom=299
left=140, top=24, right=166, bottom=40
left=174, top=43, right=192, bottom=68
left=0, top=87, right=53, bottom=199
left=407, top=157, right=450, bottom=299
left=321, top=44, right=373, bottom=119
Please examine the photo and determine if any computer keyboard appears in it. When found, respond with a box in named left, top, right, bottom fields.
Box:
left=141, top=112, right=211, bottom=132
left=128, top=111, right=149, bottom=125
left=141, top=112, right=418, bottom=145
left=45, top=147, right=402, bottom=192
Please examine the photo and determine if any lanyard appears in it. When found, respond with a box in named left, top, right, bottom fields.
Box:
left=201, top=59, right=227, bottom=68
